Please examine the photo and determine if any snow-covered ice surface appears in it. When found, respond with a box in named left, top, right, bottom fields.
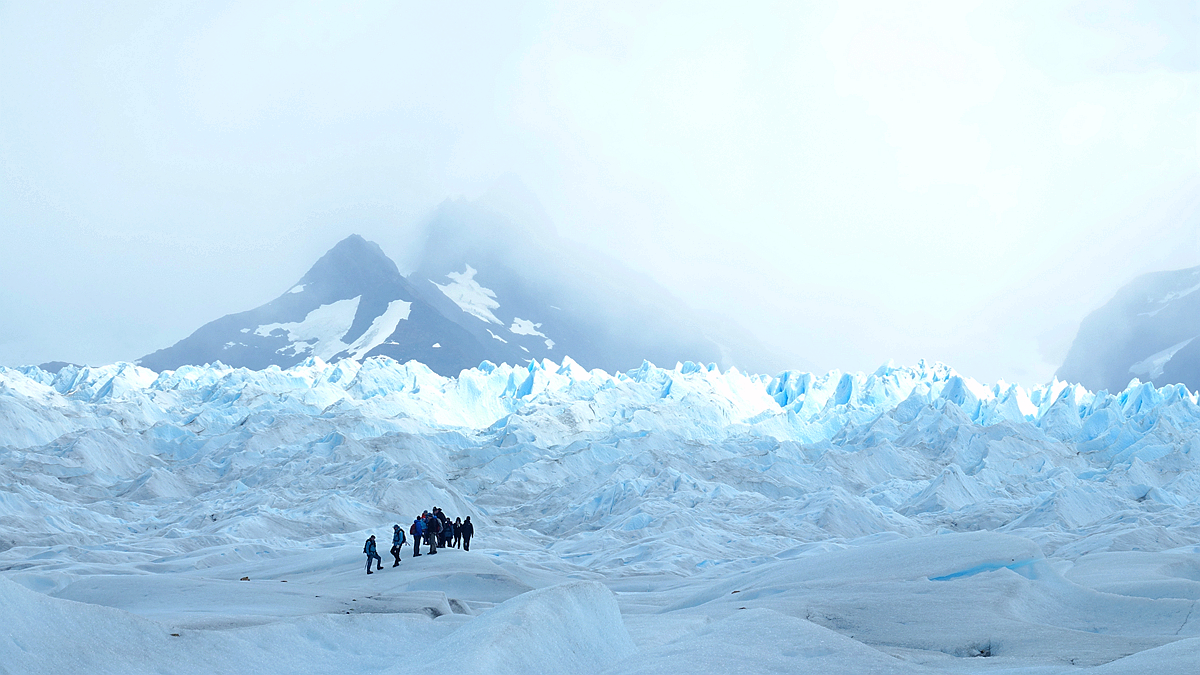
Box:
left=3, top=357, right=1200, bottom=673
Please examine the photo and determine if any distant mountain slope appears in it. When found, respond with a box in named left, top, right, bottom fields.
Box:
left=1058, top=265, right=1200, bottom=392
left=137, top=235, right=491, bottom=374
left=139, top=197, right=785, bottom=376
left=405, top=197, right=775, bottom=374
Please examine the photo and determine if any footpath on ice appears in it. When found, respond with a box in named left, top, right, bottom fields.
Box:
left=2, top=357, right=1200, bottom=673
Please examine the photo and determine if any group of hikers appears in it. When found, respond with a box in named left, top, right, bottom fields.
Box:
left=362, top=508, right=475, bottom=574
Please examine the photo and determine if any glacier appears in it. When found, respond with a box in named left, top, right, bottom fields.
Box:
left=2, top=357, right=1200, bottom=673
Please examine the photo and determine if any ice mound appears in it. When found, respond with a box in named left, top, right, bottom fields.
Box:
left=603, top=607, right=936, bottom=675
left=1079, top=637, right=1200, bottom=674
left=0, top=573, right=479, bottom=675
left=433, top=581, right=635, bottom=675
left=0, top=575, right=173, bottom=674
left=1065, top=550, right=1200, bottom=600
left=668, top=532, right=1197, bottom=667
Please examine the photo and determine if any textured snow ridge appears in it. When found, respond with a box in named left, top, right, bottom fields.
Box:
left=4, top=358, right=1200, bottom=672
left=3, top=356, right=1200, bottom=565
left=441, top=581, right=635, bottom=675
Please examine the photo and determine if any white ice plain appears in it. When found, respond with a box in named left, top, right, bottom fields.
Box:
left=1, top=357, right=1199, bottom=674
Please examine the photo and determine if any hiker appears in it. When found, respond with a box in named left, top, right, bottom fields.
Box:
left=426, top=512, right=440, bottom=555
left=364, top=535, right=382, bottom=574
left=453, top=517, right=463, bottom=548
left=410, top=517, right=424, bottom=557
left=432, top=508, right=445, bottom=547
left=461, top=516, right=473, bottom=551
left=445, top=518, right=456, bottom=548
left=391, top=524, right=405, bottom=567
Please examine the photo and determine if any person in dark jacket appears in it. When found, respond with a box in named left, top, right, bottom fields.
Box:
left=460, top=517, right=474, bottom=551
left=432, top=508, right=445, bottom=547
left=426, top=513, right=440, bottom=554
left=390, top=524, right=405, bottom=566
left=364, top=535, right=382, bottom=574
left=452, top=518, right=463, bottom=548
left=410, top=518, right=424, bottom=557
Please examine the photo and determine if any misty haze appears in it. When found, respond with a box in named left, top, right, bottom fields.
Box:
left=2, top=2, right=1199, bottom=674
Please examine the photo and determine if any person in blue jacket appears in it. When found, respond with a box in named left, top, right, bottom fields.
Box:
left=390, top=524, right=405, bottom=567
left=364, top=535, right=382, bottom=575
left=410, top=517, right=424, bottom=557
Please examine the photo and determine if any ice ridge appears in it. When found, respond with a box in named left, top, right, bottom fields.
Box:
left=2, top=357, right=1200, bottom=578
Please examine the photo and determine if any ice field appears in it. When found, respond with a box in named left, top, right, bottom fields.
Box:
left=2, top=357, right=1200, bottom=673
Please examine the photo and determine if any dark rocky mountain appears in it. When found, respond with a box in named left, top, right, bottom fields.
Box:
left=139, top=197, right=785, bottom=376
left=138, top=235, right=491, bottom=375
left=36, top=361, right=84, bottom=374
left=1058, top=265, right=1200, bottom=392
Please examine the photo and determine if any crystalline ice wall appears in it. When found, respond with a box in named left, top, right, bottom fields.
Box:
left=2, top=356, right=1199, bottom=576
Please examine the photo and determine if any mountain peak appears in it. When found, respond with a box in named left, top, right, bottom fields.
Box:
left=300, top=234, right=400, bottom=289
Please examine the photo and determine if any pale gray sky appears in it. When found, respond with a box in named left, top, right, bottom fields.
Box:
left=2, top=0, right=1197, bottom=384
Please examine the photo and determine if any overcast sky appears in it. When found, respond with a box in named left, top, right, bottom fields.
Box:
left=2, top=0, right=1198, bottom=384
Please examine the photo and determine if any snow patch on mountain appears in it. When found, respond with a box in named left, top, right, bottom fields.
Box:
left=432, top=264, right=501, bottom=324
left=1129, top=336, right=1197, bottom=380
left=1139, top=278, right=1200, bottom=317
left=1153, top=274, right=1200, bottom=305
left=347, top=299, right=412, bottom=359
left=509, top=318, right=546, bottom=338
left=254, top=296, right=362, bottom=359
